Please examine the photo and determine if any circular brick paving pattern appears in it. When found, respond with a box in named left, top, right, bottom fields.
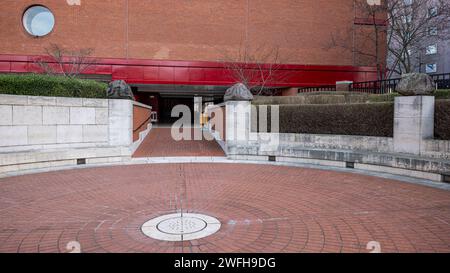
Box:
left=0, top=163, right=449, bottom=253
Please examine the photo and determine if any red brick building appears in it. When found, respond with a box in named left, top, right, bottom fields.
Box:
left=0, top=0, right=386, bottom=122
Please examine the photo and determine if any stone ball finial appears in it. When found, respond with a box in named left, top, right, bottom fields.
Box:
left=224, top=83, right=254, bottom=102
left=396, top=73, right=436, bottom=96
left=107, top=80, right=135, bottom=100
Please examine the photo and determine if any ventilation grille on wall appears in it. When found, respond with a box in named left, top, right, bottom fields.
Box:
left=77, top=158, right=86, bottom=165
left=346, top=162, right=355, bottom=169
left=443, top=174, right=450, bottom=184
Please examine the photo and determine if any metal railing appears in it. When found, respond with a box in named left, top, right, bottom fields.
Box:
left=150, top=111, right=158, bottom=123
left=350, top=78, right=400, bottom=94
left=432, top=73, right=450, bottom=89
left=350, top=73, right=450, bottom=94
left=298, top=85, right=337, bottom=93
left=296, top=73, right=450, bottom=95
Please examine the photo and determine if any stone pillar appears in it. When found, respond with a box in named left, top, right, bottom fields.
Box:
left=225, top=100, right=252, bottom=144
left=193, top=96, right=202, bottom=128
left=223, top=83, right=254, bottom=150
left=393, top=96, right=435, bottom=155
left=336, top=81, right=353, bottom=92
left=281, top=87, right=299, bottom=96
left=108, top=99, right=133, bottom=147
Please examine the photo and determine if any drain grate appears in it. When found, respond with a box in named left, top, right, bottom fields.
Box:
left=141, top=213, right=221, bottom=241
left=443, top=174, right=450, bottom=184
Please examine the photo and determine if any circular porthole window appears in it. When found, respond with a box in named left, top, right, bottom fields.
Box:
left=22, top=5, right=55, bottom=37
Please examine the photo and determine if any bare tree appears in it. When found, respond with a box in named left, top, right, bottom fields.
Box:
left=34, top=44, right=97, bottom=78
left=386, top=0, right=450, bottom=77
left=326, top=0, right=450, bottom=80
left=221, top=43, right=288, bottom=96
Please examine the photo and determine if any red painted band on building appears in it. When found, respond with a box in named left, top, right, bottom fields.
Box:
left=0, top=54, right=379, bottom=88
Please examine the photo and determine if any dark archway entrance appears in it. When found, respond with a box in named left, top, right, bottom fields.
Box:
left=159, top=97, right=194, bottom=124
left=131, top=84, right=227, bottom=125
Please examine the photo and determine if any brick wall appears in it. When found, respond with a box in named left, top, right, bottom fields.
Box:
left=133, top=104, right=152, bottom=142
left=0, top=0, right=383, bottom=67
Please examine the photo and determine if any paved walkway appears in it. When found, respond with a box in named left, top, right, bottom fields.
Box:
left=0, top=163, right=449, bottom=253
left=133, top=128, right=225, bottom=157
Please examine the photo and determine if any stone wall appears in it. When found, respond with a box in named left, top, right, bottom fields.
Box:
left=422, top=139, right=450, bottom=160
left=0, top=95, right=110, bottom=151
left=210, top=97, right=450, bottom=182
left=228, top=133, right=449, bottom=181
left=0, top=94, right=151, bottom=176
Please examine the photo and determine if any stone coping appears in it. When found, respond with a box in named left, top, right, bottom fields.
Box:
left=0, top=94, right=152, bottom=109
left=0, top=94, right=109, bottom=107
left=0, top=157, right=448, bottom=191
left=336, top=81, right=354, bottom=84
left=132, top=100, right=152, bottom=109
left=3, top=142, right=447, bottom=184
left=0, top=146, right=130, bottom=166
left=228, top=145, right=450, bottom=175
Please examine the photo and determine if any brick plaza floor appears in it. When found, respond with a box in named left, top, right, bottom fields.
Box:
left=0, top=163, right=449, bottom=253
left=133, top=128, right=225, bottom=157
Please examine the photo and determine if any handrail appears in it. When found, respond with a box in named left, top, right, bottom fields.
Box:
left=350, top=73, right=450, bottom=94
left=298, top=73, right=450, bottom=94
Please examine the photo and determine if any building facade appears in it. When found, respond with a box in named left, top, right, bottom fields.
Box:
left=411, top=33, right=450, bottom=75
left=0, top=0, right=385, bottom=122
left=387, top=0, right=450, bottom=78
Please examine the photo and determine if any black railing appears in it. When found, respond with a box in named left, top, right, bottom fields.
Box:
left=350, top=73, right=450, bottom=94
left=297, top=73, right=450, bottom=95
left=298, top=85, right=337, bottom=93
left=350, top=78, right=400, bottom=94
left=432, top=73, right=450, bottom=89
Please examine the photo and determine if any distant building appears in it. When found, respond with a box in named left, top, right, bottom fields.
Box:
left=412, top=34, right=450, bottom=75
left=388, top=0, right=450, bottom=77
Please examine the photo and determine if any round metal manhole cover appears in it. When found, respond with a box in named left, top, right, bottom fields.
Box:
left=141, top=213, right=221, bottom=241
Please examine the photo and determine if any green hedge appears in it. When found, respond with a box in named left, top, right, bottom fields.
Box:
left=253, top=93, right=370, bottom=105
left=367, top=90, right=450, bottom=102
left=253, top=90, right=450, bottom=105
left=435, top=100, right=450, bottom=140
left=252, top=103, right=394, bottom=137
left=366, top=93, right=401, bottom=103
left=0, top=74, right=107, bottom=98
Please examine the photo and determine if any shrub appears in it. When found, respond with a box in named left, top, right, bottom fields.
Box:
left=367, top=90, right=450, bottom=102
left=0, top=73, right=107, bottom=98
left=435, top=100, right=450, bottom=140
left=253, top=103, right=394, bottom=137
left=434, top=89, right=450, bottom=100
left=366, top=93, right=401, bottom=103
left=253, top=90, right=450, bottom=105
left=253, top=93, right=370, bottom=105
